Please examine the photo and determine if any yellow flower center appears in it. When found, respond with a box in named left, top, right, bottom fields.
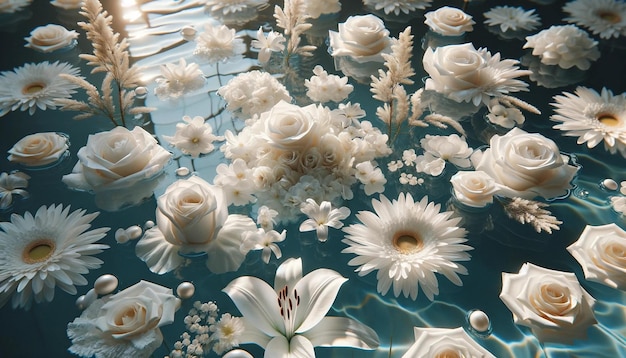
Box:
left=191, top=137, right=200, bottom=144
left=23, top=239, right=55, bottom=264
left=597, top=113, right=621, bottom=126
left=597, top=10, right=622, bottom=24
left=434, top=349, right=461, bottom=358
left=392, top=231, right=423, bottom=254
left=23, top=83, right=46, bottom=95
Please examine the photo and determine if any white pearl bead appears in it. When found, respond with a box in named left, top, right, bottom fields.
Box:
left=176, top=167, right=190, bottom=177
left=602, top=178, right=618, bottom=191
left=126, top=225, right=142, bottom=239
left=114, top=228, right=129, bottom=244
left=144, top=220, right=155, bottom=229
left=469, top=310, right=490, bottom=332
left=83, top=288, right=97, bottom=307
left=223, top=349, right=254, bottom=358
left=176, top=282, right=195, bottom=299
left=94, top=274, right=118, bottom=296
left=75, top=295, right=87, bottom=310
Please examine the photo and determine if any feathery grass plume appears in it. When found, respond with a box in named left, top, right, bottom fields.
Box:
left=494, top=94, right=541, bottom=115
left=500, top=197, right=562, bottom=234
left=274, top=0, right=316, bottom=63
left=57, top=0, right=153, bottom=127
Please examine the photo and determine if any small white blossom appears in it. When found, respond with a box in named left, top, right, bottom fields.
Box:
left=299, top=198, right=350, bottom=242
left=355, top=162, right=386, bottom=195
left=163, top=116, right=223, bottom=158
left=154, top=58, right=205, bottom=101
left=399, top=172, right=418, bottom=186
left=387, top=160, right=404, bottom=172
left=256, top=205, right=278, bottom=230
left=0, top=171, right=29, bottom=210
left=194, top=23, right=246, bottom=64
left=241, top=228, right=285, bottom=263
left=251, top=27, right=286, bottom=64
left=414, top=153, right=446, bottom=176
left=420, top=134, right=473, bottom=168
left=305, top=65, right=354, bottom=103
left=402, top=149, right=417, bottom=166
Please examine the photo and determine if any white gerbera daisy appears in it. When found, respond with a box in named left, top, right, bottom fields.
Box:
left=0, top=204, right=110, bottom=309
left=551, top=86, right=626, bottom=157
left=342, top=193, right=471, bottom=301
left=0, top=61, right=80, bottom=117
left=483, top=6, right=541, bottom=33
left=563, top=0, right=626, bottom=39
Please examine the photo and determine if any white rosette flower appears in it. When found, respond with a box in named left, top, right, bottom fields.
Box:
left=67, top=280, right=180, bottom=358
left=263, top=100, right=320, bottom=150
left=420, top=134, right=473, bottom=168
left=450, top=170, right=500, bottom=208
left=135, top=175, right=256, bottom=274
left=474, top=127, right=579, bottom=200
left=423, top=43, right=531, bottom=106
left=567, top=223, right=626, bottom=290
left=328, top=14, right=391, bottom=63
left=500, top=262, right=597, bottom=343
left=62, top=126, right=171, bottom=193
left=524, top=25, right=600, bottom=70
left=24, top=24, right=78, bottom=53
left=424, top=6, right=475, bottom=36
left=217, top=70, right=290, bottom=118
left=402, top=327, right=495, bottom=358
left=8, top=132, right=69, bottom=167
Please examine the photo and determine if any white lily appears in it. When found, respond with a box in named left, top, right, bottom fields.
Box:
left=223, top=257, right=379, bottom=357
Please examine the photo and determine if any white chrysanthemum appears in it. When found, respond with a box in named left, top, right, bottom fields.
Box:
left=163, top=115, right=223, bottom=158
left=484, top=6, right=541, bottom=32
left=523, top=25, right=600, bottom=70
left=193, top=23, right=246, bottom=64
left=0, top=0, right=31, bottom=13
left=0, top=204, right=110, bottom=309
left=217, top=70, right=290, bottom=118
left=362, top=0, right=432, bottom=15
left=563, top=0, right=626, bottom=39
left=305, top=0, right=340, bottom=19
left=154, top=58, right=205, bottom=101
left=551, top=86, right=626, bottom=157
left=209, top=313, right=244, bottom=355
left=0, top=61, right=80, bottom=117
left=304, top=65, right=353, bottom=103
left=342, top=193, right=471, bottom=301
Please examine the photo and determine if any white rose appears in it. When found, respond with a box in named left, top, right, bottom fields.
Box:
left=328, top=14, right=391, bottom=63
left=450, top=170, right=499, bottom=208
left=67, top=281, right=180, bottom=358
left=62, top=126, right=171, bottom=192
left=8, top=132, right=69, bottom=167
left=25, top=24, right=78, bottom=53
left=500, top=262, right=597, bottom=343
left=402, top=327, right=496, bottom=358
left=263, top=101, right=318, bottom=150
left=156, top=175, right=228, bottom=252
left=567, top=223, right=626, bottom=290
left=424, top=6, right=475, bottom=36
left=475, top=127, right=579, bottom=199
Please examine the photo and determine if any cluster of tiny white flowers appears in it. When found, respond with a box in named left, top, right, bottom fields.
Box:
left=218, top=102, right=391, bottom=222
left=169, top=301, right=243, bottom=358
left=304, top=65, right=354, bottom=103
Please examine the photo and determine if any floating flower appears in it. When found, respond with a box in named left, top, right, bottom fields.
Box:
left=210, top=313, right=244, bottom=355
left=567, top=223, right=626, bottom=290
left=299, top=198, right=350, bottom=242
left=402, top=327, right=496, bottom=357
left=217, top=70, right=290, bottom=118
left=0, top=204, right=109, bottom=309
left=523, top=25, right=600, bottom=70
left=474, top=127, right=579, bottom=200
left=24, top=24, right=78, bottom=53
left=611, top=196, right=626, bottom=215
left=304, top=65, right=353, bottom=103
left=486, top=99, right=525, bottom=128
left=328, top=14, right=391, bottom=63
left=240, top=228, right=285, bottom=264
left=67, top=280, right=180, bottom=358
left=342, top=193, right=471, bottom=300
left=135, top=175, right=256, bottom=274
left=450, top=170, right=499, bottom=208
left=423, top=43, right=531, bottom=107
left=483, top=6, right=541, bottom=33
left=563, top=0, right=626, bottom=39
left=62, top=126, right=171, bottom=193
left=7, top=132, right=69, bottom=167
left=163, top=115, right=223, bottom=158
left=154, top=58, right=206, bottom=101
left=551, top=86, right=626, bottom=157
left=355, top=161, right=387, bottom=195
left=0, top=61, right=80, bottom=117
left=305, top=0, right=340, bottom=19
left=223, top=257, right=379, bottom=357
left=362, top=0, right=432, bottom=15
left=204, top=0, right=268, bottom=16
left=420, top=134, right=473, bottom=168
left=0, top=171, right=30, bottom=210
left=500, top=262, right=597, bottom=343
left=193, top=23, right=246, bottom=64
left=0, top=0, right=31, bottom=13
left=250, top=27, right=285, bottom=64
left=424, top=6, right=475, bottom=36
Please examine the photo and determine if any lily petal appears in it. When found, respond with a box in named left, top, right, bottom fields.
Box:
left=304, top=316, right=380, bottom=350
left=265, top=335, right=315, bottom=358
left=240, top=317, right=273, bottom=348
left=274, top=257, right=303, bottom=292
left=223, top=276, right=284, bottom=338
left=294, top=268, right=347, bottom=333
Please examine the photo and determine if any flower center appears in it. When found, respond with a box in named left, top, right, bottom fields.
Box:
left=392, top=231, right=423, bottom=254
left=597, top=113, right=621, bottom=126
left=22, top=82, right=46, bottom=95
left=597, top=10, right=622, bottom=24
left=22, top=239, right=55, bottom=264
left=191, top=137, right=200, bottom=143
left=434, top=349, right=461, bottom=358
left=277, top=285, right=301, bottom=337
